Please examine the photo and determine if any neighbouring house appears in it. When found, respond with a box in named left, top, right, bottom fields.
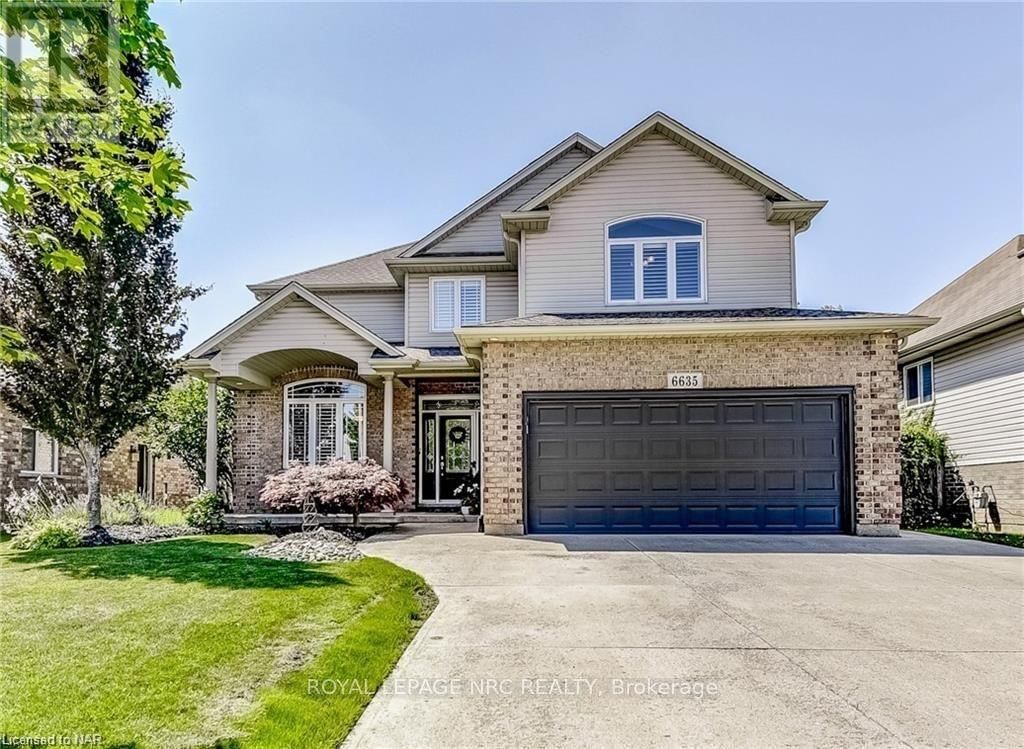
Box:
left=185, top=111, right=934, bottom=536
left=898, top=235, right=1024, bottom=533
left=0, top=399, right=196, bottom=504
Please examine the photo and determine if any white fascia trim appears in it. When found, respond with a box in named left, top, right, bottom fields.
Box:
left=518, top=112, right=807, bottom=213
left=400, top=132, right=601, bottom=258
left=187, top=282, right=403, bottom=359
left=455, top=315, right=940, bottom=347
left=898, top=305, right=1024, bottom=362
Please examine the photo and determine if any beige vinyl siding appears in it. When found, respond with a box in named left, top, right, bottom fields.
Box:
left=319, top=290, right=405, bottom=343
left=523, top=133, right=793, bottom=314
left=216, top=298, right=377, bottom=371
left=424, top=147, right=592, bottom=256
left=406, top=272, right=518, bottom=347
left=931, top=323, right=1024, bottom=465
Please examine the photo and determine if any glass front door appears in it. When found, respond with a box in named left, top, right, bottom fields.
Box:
left=419, top=401, right=479, bottom=504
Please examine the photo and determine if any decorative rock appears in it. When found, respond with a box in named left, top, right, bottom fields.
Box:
left=78, top=525, right=202, bottom=546
left=244, top=527, right=364, bottom=563
left=107, top=525, right=201, bottom=544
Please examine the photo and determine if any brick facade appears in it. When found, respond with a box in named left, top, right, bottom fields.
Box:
left=479, top=332, right=903, bottom=536
left=959, top=461, right=1024, bottom=534
left=101, top=432, right=197, bottom=505
left=230, top=372, right=481, bottom=511
left=0, top=400, right=194, bottom=504
left=231, top=366, right=419, bottom=511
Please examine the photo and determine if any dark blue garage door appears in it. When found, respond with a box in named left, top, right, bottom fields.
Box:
left=525, top=391, right=847, bottom=534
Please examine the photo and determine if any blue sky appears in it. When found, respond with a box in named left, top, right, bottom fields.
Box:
left=153, top=2, right=1023, bottom=350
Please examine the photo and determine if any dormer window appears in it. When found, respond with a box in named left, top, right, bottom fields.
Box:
left=606, top=215, right=705, bottom=304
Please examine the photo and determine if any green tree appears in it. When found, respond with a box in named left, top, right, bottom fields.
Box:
left=0, top=56, right=197, bottom=529
left=1, top=0, right=190, bottom=362
left=143, top=379, right=235, bottom=498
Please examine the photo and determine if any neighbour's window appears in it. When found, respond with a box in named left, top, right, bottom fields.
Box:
left=606, top=215, right=704, bottom=304
left=903, top=360, right=934, bottom=407
left=284, top=379, right=366, bottom=466
left=431, top=277, right=484, bottom=332
left=24, top=429, right=59, bottom=474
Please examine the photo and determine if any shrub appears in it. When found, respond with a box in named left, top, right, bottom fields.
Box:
left=12, top=518, right=81, bottom=550
left=260, top=458, right=407, bottom=525
left=107, top=491, right=148, bottom=525
left=184, top=491, right=227, bottom=532
left=900, top=409, right=960, bottom=529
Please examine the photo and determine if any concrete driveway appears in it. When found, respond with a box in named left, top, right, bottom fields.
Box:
left=346, top=529, right=1024, bottom=748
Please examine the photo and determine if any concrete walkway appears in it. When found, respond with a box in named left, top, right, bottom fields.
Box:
left=346, top=529, right=1024, bottom=748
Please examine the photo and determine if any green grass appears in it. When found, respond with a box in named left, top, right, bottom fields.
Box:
left=919, top=526, right=1024, bottom=548
left=0, top=535, right=435, bottom=748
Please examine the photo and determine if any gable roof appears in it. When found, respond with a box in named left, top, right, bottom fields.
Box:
left=516, top=112, right=823, bottom=229
left=398, top=132, right=601, bottom=258
left=901, top=235, right=1024, bottom=356
left=188, top=282, right=404, bottom=360
left=248, top=243, right=413, bottom=293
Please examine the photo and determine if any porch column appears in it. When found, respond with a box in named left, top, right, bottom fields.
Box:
left=205, top=379, right=218, bottom=493
left=382, top=374, right=394, bottom=471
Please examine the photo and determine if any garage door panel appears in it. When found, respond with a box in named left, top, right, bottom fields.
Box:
left=526, top=391, right=847, bottom=534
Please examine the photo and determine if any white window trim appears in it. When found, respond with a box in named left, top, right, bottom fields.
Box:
left=281, top=378, right=367, bottom=467
left=604, top=214, right=707, bottom=305
left=902, top=357, right=935, bottom=409
left=429, top=276, right=486, bottom=333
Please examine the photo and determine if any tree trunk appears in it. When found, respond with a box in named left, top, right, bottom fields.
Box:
left=81, top=442, right=103, bottom=529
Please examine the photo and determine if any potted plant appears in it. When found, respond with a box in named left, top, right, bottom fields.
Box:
left=452, top=463, right=480, bottom=517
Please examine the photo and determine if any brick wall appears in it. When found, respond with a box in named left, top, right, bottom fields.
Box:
left=479, top=332, right=902, bottom=536
left=231, top=366, right=418, bottom=511
left=1, top=400, right=193, bottom=503
left=101, top=433, right=197, bottom=505
left=958, top=462, right=1024, bottom=534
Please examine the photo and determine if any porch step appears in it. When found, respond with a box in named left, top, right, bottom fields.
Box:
left=225, top=511, right=479, bottom=531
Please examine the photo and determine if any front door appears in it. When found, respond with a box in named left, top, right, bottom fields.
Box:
left=419, top=400, right=479, bottom=505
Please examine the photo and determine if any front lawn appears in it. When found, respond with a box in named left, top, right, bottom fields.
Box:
left=0, top=535, right=435, bottom=748
left=919, top=526, right=1024, bottom=548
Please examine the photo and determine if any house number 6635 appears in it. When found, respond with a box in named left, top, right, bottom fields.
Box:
left=667, top=372, right=704, bottom=389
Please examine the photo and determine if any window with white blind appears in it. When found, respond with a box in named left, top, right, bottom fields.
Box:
left=430, top=277, right=485, bottom=332
left=606, top=215, right=705, bottom=304
left=283, top=379, right=366, bottom=466
left=23, top=429, right=59, bottom=474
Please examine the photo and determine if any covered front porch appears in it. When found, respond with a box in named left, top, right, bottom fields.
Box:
left=182, top=282, right=481, bottom=513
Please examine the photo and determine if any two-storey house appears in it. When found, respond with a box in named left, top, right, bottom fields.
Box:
left=185, top=112, right=934, bottom=536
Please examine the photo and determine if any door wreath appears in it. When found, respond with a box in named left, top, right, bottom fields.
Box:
left=448, top=425, right=468, bottom=444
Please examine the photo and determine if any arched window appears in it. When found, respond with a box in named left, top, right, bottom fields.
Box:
left=606, top=215, right=705, bottom=303
left=284, top=379, right=366, bottom=466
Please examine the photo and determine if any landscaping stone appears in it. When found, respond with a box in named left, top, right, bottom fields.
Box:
left=107, top=525, right=202, bottom=544
left=244, top=527, right=363, bottom=563
left=79, top=524, right=202, bottom=546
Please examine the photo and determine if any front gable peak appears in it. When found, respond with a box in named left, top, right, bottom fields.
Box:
left=515, top=112, right=826, bottom=230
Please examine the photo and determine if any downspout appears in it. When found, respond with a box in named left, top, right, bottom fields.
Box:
left=505, top=228, right=524, bottom=316
left=789, top=220, right=797, bottom=307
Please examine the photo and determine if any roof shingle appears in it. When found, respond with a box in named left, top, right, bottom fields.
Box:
left=903, top=235, right=1024, bottom=351
left=248, top=242, right=413, bottom=290
left=476, top=308, right=911, bottom=328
